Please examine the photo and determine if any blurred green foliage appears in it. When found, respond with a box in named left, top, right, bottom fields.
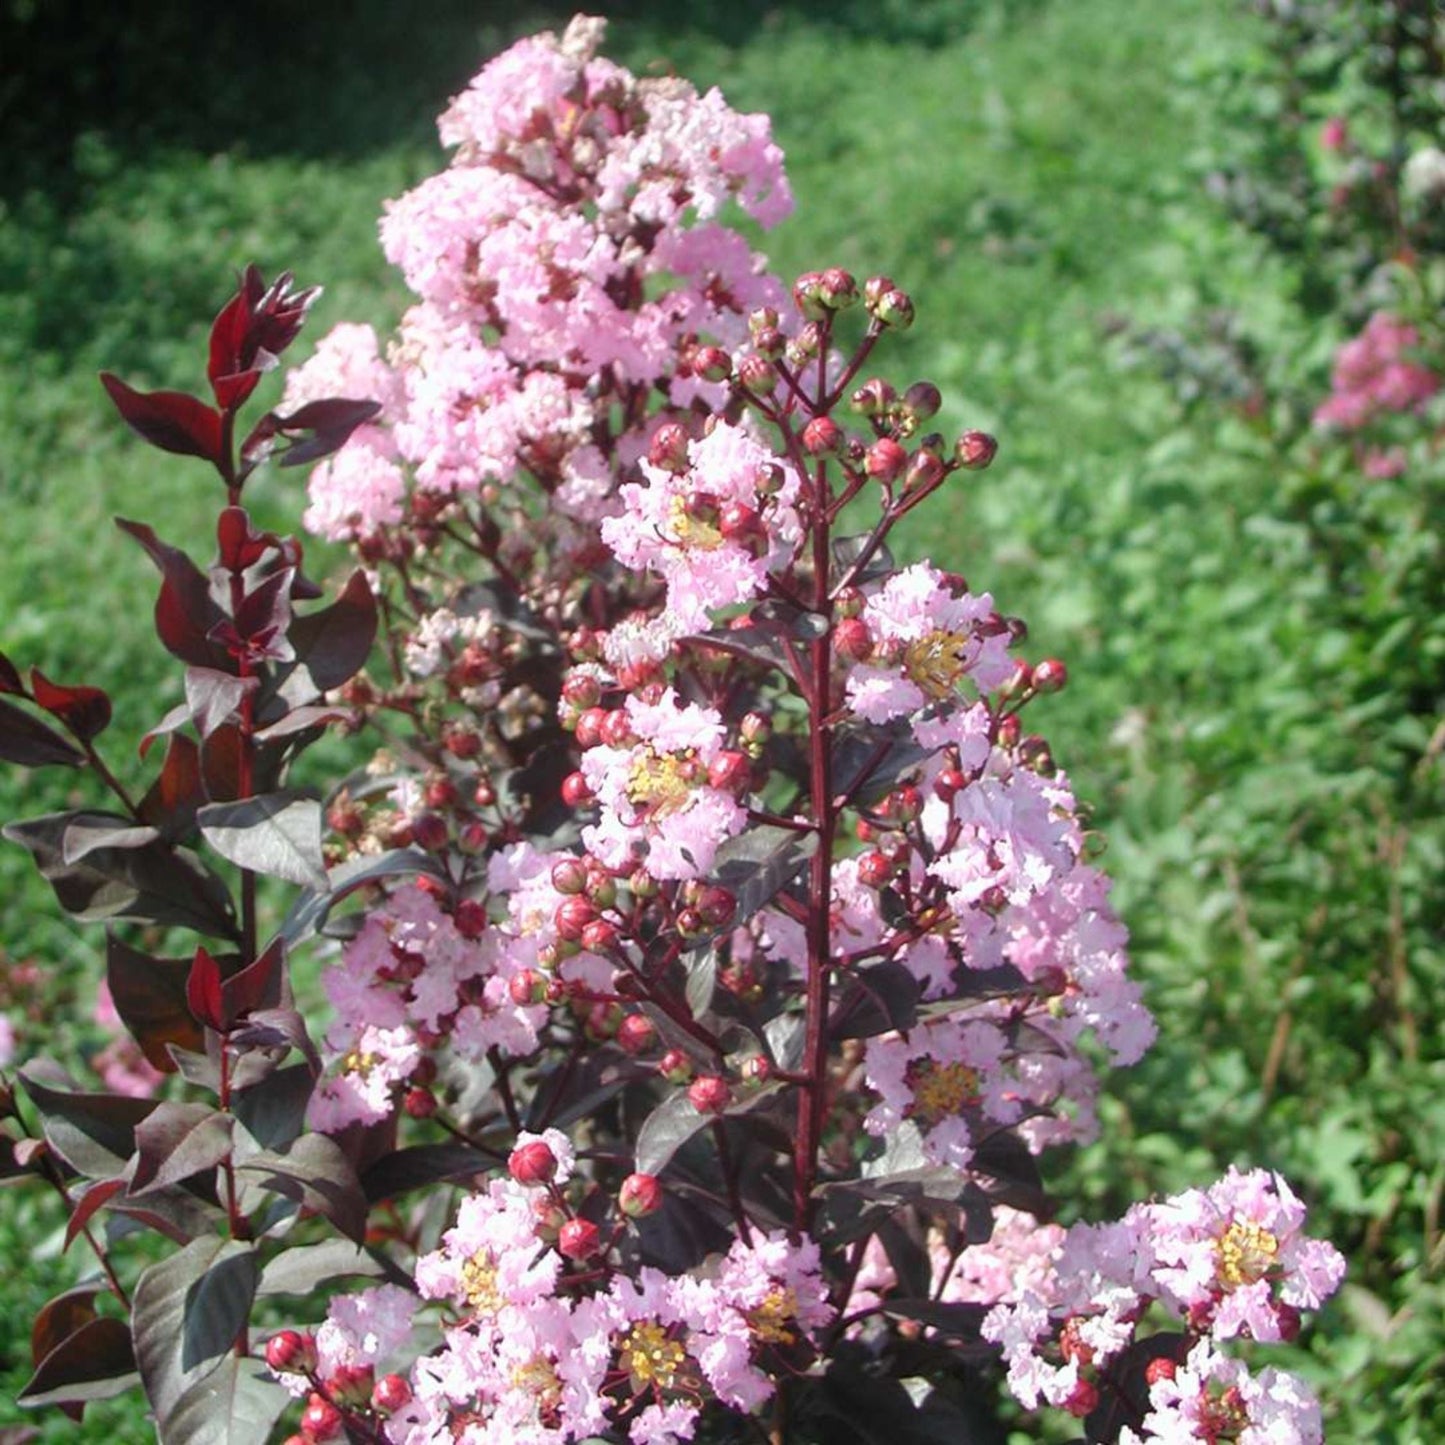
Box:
left=1, top=0, right=1441, bottom=1438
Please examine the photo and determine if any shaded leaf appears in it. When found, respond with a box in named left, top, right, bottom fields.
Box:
left=198, top=791, right=327, bottom=889
left=830, top=959, right=920, bottom=1040
left=271, top=570, right=377, bottom=710
left=64, top=1177, right=128, bottom=1250
left=137, top=733, right=207, bottom=840
left=360, top=1143, right=497, bottom=1203
left=186, top=948, right=225, bottom=1032
left=4, top=811, right=238, bottom=937
left=880, top=1298, right=990, bottom=1340
left=634, top=1091, right=709, bottom=1177
left=131, top=1102, right=234, bottom=1195
left=28, top=669, right=111, bottom=742
left=831, top=532, right=896, bottom=587
left=164, top=1351, right=291, bottom=1445
left=257, top=1239, right=388, bottom=1298
left=0, top=697, right=84, bottom=768
left=19, top=1315, right=136, bottom=1411
left=100, top=373, right=221, bottom=464
left=233, top=1064, right=314, bottom=1153
left=0, top=651, right=23, bottom=694
left=116, top=518, right=233, bottom=672
left=710, top=825, right=818, bottom=928
left=18, top=1067, right=157, bottom=1179
left=184, top=669, right=258, bottom=740
left=237, top=1134, right=366, bottom=1243
left=684, top=948, right=717, bottom=1017
left=60, top=813, right=161, bottom=865
left=107, top=935, right=203, bottom=1072
left=280, top=847, right=443, bottom=945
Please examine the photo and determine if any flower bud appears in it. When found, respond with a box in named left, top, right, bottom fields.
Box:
left=619, top=1171, right=664, bottom=1218
left=1033, top=658, right=1067, bottom=693
left=740, top=710, right=772, bottom=747
left=871, top=287, right=915, bottom=329
left=903, top=449, right=946, bottom=493
left=865, top=438, right=908, bottom=483
left=736, top=353, right=779, bottom=395
left=648, top=422, right=692, bottom=473
left=658, top=1049, right=694, bottom=1084
left=738, top=1054, right=772, bottom=1087
left=265, top=1330, right=315, bottom=1375
left=472, top=777, right=497, bottom=808
left=802, top=415, right=844, bottom=456
left=748, top=305, right=780, bottom=336
left=372, top=1374, right=413, bottom=1414
left=785, top=320, right=825, bottom=365
left=410, top=811, right=449, bottom=853
left=601, top=709, right=636, bottom=749
left=688, top=1074, right=731, bottom=1114
left=692, top=345, right=733, bottom=383
left=954, top=429, right=998, bottom=470
left=997, top=713, right=1021, bottom=749
left=510, top=969, right=548, bottom=1007
left=629, top=866, right=660, bottom=900
left=696, top=885, right=738, bottom=929
left=834, top=616, right=873, bottom=662
left=1063, top=1380, right=1099, bottom=1418
left=1144, top=1357, right=1178, bottom=1386
left=559, top=1217, right=602, bottom=1261
left=932, top=767, right=966, bottom=802
left=856, top=851, right=894, bottom=889
left=562, top=673, right=603, bottom=710
left=791, top=270, right=829, bottom=320
left=903, top=381, right=942, bottom=420
left=551, top=858, right=589, bottom=895
left=616, top=1012, right=657, bottom=1055
left=329, top=1362, right=376, bottom=1409
left=574, top=707, right=606, bottom=748
left=403, top=1086, right=436, bottom=1119
left=1018, top=734, right=1055, bottom=775
left=580, top=918, right=620, bottom=954
left=453, top=898, right=487, bottom=940
left=301, top=1395, right=343, bottom=1441
left=554, top=896, right=598, bottom=942
left=718, top=501, right=764, bottom=549
left=561, top=772, right=595, bottom=808
left=508, top=1139, right=559, bottom=1186
left=707, top=750, right=752, bottom=798
left=586, top=1001, right=623, bottom=1040
left=849, top=377, right=896, bottom=416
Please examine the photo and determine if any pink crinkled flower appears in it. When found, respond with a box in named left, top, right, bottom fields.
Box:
left=1146, top=1166, right=1346, bottom=1342
left=580, top=690, right=747, bottom=880
left=933, top=1206, right=1066, bottom=1308
left=862, top=1017, right=1020, bottom=1171
left=1313, top=311, right=1438, bottom=432
left=601, top=421, right=802, bottom=631
left=846, top=563, right=1015, bottom=726
left=314, top=1284, right=418, bottom=1381
left=307, top=1023, right=421, bottom=1131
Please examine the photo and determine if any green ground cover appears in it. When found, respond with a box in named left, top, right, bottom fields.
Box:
left=1, top=0, right=1438, bottom=1437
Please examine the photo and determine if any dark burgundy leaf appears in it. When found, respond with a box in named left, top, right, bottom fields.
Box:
left=829, top=960, right=920, bottom=1040
left=256, top=1239, right=388, bottom=1298
left=31, top=1287, right=101, bottom=1370
left=274, top=397, right=381, bottom=467
left=237, top=1135, right=367, bottom=1243
left=64, top=1177, right=128, bottom=1250
left=4, top=812, right=238, bottom=936
left=115, top=518, right=233, bottom=671
left=971, top=1128, right=1050, bottom=1217
left=0, top=651, right=23, bottom=694
left=221, top=936, right=287, bottom=1026
left=252, top=704, right=350, bottom=741
left=215, top=506, right=272, bottom=572
left=137, top=732, right=206, bottom=840
left=186, top=947, right=225, bottom=1032
left=185, top=668, right=259, bottom=739
left=131, top=1102, right=234, bottom=1195
left=27, top=669, right=111, bottom=742
left=831, top=532, right=896, bottom=588
left=233, top=1063, right=313, bottom=1153
left=246, top=268, right=318, bottom=363
left=207, top=288, right=253, bottom=391
left=280, top=846, right=445, bottom=946
left=164, top=1351, right=290, bottom=1445
left=1085, top=1333, right=1193, bottom=1444
left=709, top=825, right=817, bottom=929
left=270, top=569, right=377, bottom=710
left=198, top=791, right=327, bottom=889
left=0, top=697, right=84, bottom=767
left=212, top=368, right=264, bottom=413
left=229, top=1007, right=319, bottom=1074
left=99, top=373, right=222, bottom=464
left=231, top=567, right=295, bottom=662
left=200, top=722, right=245, bottom=802
left=17, top=1067, right=158, bottom=1179
left=106, top=935, right=203, bottom=1071
left=360, top=1144, right=499, bottom=1204
left=634, top=1092, right=709, bottom=1177
left=60, top=812, right=161, bottom=865
left=20, top=1314, right=136, bottom=1410
left=881, top=1298, right=990, bottom=1339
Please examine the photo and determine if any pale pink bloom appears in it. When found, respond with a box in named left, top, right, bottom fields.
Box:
left=315, top=1284, right=418, bottom=1380
left=580, top=691, right=746, bottom=879
left=1313, top=311, right=1438, bottom=433
left=0, top=1014, right=14, bottom=1069
left=933, top=1206, right=1066, bottom=1308
left=308, top=1023, right=420, bottom=1131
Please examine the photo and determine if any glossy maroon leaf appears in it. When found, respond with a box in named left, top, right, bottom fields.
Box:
left=215, top=507, right=272, bottom=572
left=271, top=570, right=377, bottom=709
left=106, top=936, right=203, bottom=1072
left=255, top=1238, right=386, bottom=1298
left=99, top=373, right=222, bottom=464
left=63, top=1177, right=128, bottom=1250
left=60, top=812, right=161, bottom=865
left=3, top=812, right=239, bottom=938
left=219, top=937, right=286, bottom=1027
left=31, top=1287, right=100, bottom=1368
left=186, top=947, right=225, bottom=1032
left=17, top=1067, right=158, bottom=1180
left=200, top=722, right=245, bottom=802
left=184, top=667, right=258, bottom=739
left=137, top=732, right=206, bottom=839
left=0, top=651, right=23, bottom=695
left=229, top=1007, right=319, bottom=1074
left=0, top=697, right=85, bottom=768
left=359, top=1143, right=499, bottom=1204
left=233, top=1063, right=313, bottom=1153
left=20, top=1313, right=136, bottom=1411
left=131, top=1101, right=234, bottom=1195
left=28, top=670, right=111, bottom=743
left=198, top=791, right=328, bottom=890
left=236, top=1134, right=366, bottom=1243
left=251, top=397, right=381, bottom=472
left=207, top=288, right=253, bottom=390
left=116, top=518, right=233, bottom=671
left=231, top=567, right=295, bottom=662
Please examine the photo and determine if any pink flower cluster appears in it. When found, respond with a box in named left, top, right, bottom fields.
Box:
left=983, top=1167, right=1345, bottom=1438
left=1312, top=311, right=1438, bottom=432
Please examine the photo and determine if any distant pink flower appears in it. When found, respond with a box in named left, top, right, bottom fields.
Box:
left=1313, top=312, right=1438, bottom=433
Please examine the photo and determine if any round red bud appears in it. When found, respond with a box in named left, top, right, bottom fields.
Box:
left=1033, top=658, right=1068, bottom=693
left=802, top=415, right=844, bottom=456
left=820, top=266, right=859, bottom=308
left=424, top=775, right=458, bottom=811
left=856, top=851, right=894, bottom=889
left=453, top=898, right=487, bottom=940
left=873, top=288, right=915, bottom=329
left=629, top=866, right=660, bottom=900
left=410, top=811, right=449, bottom=853
left=739, top=1054, right=772, bottom=1087
left=403, top=1086, right=436, bottom=1119
left=558, top=1217, right=602, bottom=1261
left=580, top=918, right=620, bottom=954
left=551, top=857, right=589, bottom=895
left=616, top=1012, right=657, bottom=1055
left=903, top=449, right=946, bottom=492
left=619, top=1171, right=664, bottom=1218
left=329, top=1362, right=375, bottom=1408
left=955, top=429, right=998, bottom=470
left=718, top=501, right=763, bottom=547
left=372, top=1373, right=412, bottom=1415
left=601, top=710, right=636, bottom=749
left=791, top=270, right=829, bottom=319
left=706, top=750, right=752, bottom=797
left=1063, top=1380, right=1099, bottom=1418
left=561, top=772, right=595, bottom=808
left=510, top=969, right=548, bottom=1007
left=574, top=707, right=606, bottom=748
left=863, top=274, right=897, bottom=309
left=264, top=1330, right=314, bottom=1375
left=864, top=438, right=908, bottom=483
left=508, top=1139, right=559, bottom=1187
left=834, top=616, right=873, bottom=662
left=300, top=1395, right=343, bottom=1442
left=696, top=885, right=737, bottom=929
left=658, top=1049, right=694, bottom=1084
left=648, top=423, right=691, bottom=474
left=675, top=906, right=706, bottom=940
left=692, top=345, right=732, bottom=383
left=997, top=714, right=1022, bottom=749
left=562, top=673, right=602, bottom=710
left=903, top=380, right=943, bottom=420
left=554, top=896, right=597, bottom=942
left=472, top=776, right=497, bottom=808
left=688, top=1074, right=731, bottom=1114
left=933, top=767, right=967, bottom=802
left=737, top=353, right=779, bottom=395
left=1144, top=1357, right=1178, bottom=1386
left=585, top=1001, right=623, bottom=1041
left=850, top=377, right=897, bottom=416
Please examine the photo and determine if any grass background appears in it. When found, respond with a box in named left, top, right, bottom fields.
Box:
left=2, top=0, right=1439, bottom=1438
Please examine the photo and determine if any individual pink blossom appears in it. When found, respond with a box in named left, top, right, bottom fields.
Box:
left=580, top=691, right=747, bottom=879
left=307, top=1023, right=421, bottom=1131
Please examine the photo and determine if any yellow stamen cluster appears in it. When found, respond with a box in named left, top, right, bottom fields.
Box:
left=340, top=1048, right=380, bottom=1078
left=746, top=1287, right=801, bottom=1346
left=626, top=746, right=698, bottom=817
left=905, top=1059, right=980, bottom=1126
left=461, top=1249, right=503, bottom=1315
left=620, top=1321, right=689, bottom=1394
left=1214, top=1220, right=1280, bottom=1290
left=904, top=628, right=973, bottom=699
left=510, top=1353, right=562, bottom=1413
left=666, top=495, right=723, bottom=550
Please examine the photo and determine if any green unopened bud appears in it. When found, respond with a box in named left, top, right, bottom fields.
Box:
left=871, top=287, right=915, bottom=330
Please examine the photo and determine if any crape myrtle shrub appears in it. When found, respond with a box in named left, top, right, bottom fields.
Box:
left=1079, top=0, right=1445, bottom=1435
left=0, top=17, right=1344, bottom=1445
